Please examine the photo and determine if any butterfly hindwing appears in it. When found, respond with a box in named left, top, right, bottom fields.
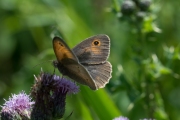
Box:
left=83, top=61, right=112, bottom=89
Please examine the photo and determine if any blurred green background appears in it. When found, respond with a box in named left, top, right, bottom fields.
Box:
left=0, top=0, right=180, bottom=120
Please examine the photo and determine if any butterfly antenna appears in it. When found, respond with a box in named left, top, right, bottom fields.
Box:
left=64, top=111, right=73, bottom=120
left=33, top=60, right=54, bottom=68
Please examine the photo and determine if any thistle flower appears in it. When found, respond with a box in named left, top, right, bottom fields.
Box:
left=113, top=116, right=129, bottom=120
left=31, top=71, right=79, bottom=120
left=0, top=91, right=34, bottom=120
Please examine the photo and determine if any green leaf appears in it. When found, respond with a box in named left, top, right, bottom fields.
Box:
left=80, top=87, right=121, bottom=120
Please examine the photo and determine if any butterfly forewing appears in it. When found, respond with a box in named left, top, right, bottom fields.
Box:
left=53, top=37, right=78, bottom=63
left=72, top=34, right=110, bottom=64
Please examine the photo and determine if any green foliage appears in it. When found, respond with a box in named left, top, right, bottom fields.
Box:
left=0, top=0, right=180, bottom=119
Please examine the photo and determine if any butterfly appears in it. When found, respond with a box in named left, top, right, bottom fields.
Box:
left=52, top=34, right=112, bottom=90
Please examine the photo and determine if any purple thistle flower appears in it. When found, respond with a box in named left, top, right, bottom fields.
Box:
left=0, top=107, right=20, bottom=120
left=53, top=74, right=79, bottom=94
left=113, top=116, right=129, bottom=120
left=31, top=71, right=79, bottom=120
left=2, top=91, right=34, bottom=112
left=1, top=91, right=34, bottom=120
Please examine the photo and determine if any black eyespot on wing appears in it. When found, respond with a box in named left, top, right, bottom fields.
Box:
left=93, top=40, right=100, bottom=46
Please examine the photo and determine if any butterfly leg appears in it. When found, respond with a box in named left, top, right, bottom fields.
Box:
left=53, top=67, right=56, bottom=75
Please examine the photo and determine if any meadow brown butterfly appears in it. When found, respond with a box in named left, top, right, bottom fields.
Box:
left=52, top=34, right=112, bottom=90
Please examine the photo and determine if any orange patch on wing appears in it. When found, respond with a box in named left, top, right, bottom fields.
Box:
left=90, top=39, right=101, bottom=54
left=53, top=39, right=77, bottom=62
left=57, top=47, right=76, bottom=61
left=91, top=46, right=101, bottom=55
